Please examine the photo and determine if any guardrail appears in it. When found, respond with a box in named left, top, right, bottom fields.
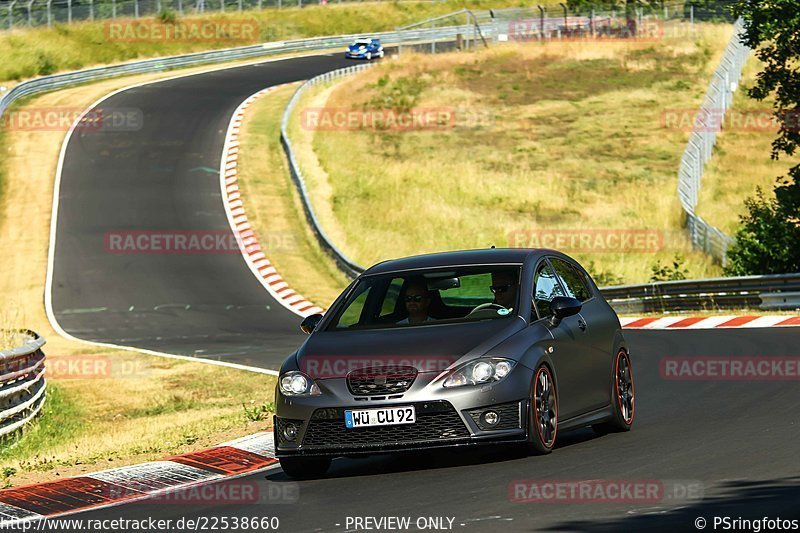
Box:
left=601, top=273, right=800, bottom=314
left=280, top=63, right=374, bottom=278
left=0, top=23, right=487, bottom=120
left=677, top=18, right=750, bottom=266
left=0, top=331, right=46, bottom=439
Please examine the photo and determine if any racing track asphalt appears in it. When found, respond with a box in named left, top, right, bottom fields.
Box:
left=47, top=47, right=800, bottom=531
left=50, top=52, right=357, bottom=369
left=48, top=328, right=800, bottom=532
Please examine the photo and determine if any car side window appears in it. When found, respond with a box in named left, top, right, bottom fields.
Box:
left=379, top=278, right=405, bottom=317
left=336, top=285, right=371, bottom=328
left=550, top=258, right=592, bottom=302
left=533, top=261, right=565, bottom=318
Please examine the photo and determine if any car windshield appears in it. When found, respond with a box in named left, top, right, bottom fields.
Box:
left=326, top=265, right=522, bottom=331
left=352, top=41, right=370, bottom=46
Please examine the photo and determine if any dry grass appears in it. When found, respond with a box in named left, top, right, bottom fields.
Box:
left=288, top=24, right=734, bottom=285
left=0, top=0, right=558, bottom=84
left=0, top=61, right=286, bottom=487
left=696, top=59, right=800, bottom=234
left=236, top=83, right=350, bottom=308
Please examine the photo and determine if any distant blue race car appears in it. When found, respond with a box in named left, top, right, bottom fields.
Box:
left=345, top=38, right=385, bottom=60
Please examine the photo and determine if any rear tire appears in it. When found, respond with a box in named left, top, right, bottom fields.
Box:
left=279, top=456, right=331, bottom=479
left=526, top=365, right=558, bottom=455
left=595, top=349, right=635, bottom=434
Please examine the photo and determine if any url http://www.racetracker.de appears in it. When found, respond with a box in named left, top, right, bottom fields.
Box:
left=0, top=516, right=281, bottom=532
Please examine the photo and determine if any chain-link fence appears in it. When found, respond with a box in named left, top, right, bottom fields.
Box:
left=0, top=0, right=395, bottom=29
left=0, top=0, right=739, bottom=31
left=677, top=18, right=749, bottom=266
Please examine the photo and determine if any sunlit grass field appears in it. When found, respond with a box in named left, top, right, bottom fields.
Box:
left=288, top=24, right=740, bottom=285
left=696, top=60, right=800, bottom=234
left=0, top=0, right=555, bottom=83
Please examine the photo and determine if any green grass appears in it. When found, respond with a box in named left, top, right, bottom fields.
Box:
left=0, top=0, right=557, bottom=84
left=0, top=383, right=84, bottom=471
left=288, top=25, right=734, bottom=286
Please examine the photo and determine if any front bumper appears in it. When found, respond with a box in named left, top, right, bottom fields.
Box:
left=274, top=368, right=533, bottom=458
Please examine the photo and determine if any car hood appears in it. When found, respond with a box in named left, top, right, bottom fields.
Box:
left=295, top=318, right=525, bottom=378
left=348, top=45, right=367, bottom=51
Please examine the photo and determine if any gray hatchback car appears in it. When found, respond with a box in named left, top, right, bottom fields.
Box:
left=274, top=249, right=635, bottom=478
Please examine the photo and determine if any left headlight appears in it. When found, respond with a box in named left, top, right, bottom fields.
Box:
left=279, top=371, right=321, bottom=396
left=442, top=358, right=517, bottom=388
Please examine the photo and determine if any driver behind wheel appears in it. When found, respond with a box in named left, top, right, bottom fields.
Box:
left=397, top=277, right=436, bottom=324
left=490, top=270, right=518, bottom=311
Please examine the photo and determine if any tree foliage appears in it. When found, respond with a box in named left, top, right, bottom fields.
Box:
left=724, top=0, right=800, bottom=275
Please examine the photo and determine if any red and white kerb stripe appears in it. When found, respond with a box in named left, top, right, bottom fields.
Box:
left=221, top=86, right=324, bottom=318
left=620, top=315, right=800, bottom=329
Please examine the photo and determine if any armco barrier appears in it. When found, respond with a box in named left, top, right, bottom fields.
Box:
left=0, top=331, right=46, bottom=439
left=601, top=273, right=800, bottom=314
left=0, top=23, right=481, bottom=120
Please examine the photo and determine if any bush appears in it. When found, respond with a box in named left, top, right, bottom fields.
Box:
left=157, top=8, right=178, bottom=24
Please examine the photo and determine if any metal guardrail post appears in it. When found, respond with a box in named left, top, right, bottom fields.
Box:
left=8, top=0, right=15, bottom=30
left=0, top=331, right=47, bottom=439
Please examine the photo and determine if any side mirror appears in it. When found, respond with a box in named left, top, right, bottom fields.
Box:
left=549, top=297, right=582, bottom=327
left=300, top=313, right=323, bottom=335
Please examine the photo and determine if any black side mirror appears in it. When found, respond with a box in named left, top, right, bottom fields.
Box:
left=300, top=313, right=323, bottom=335
left=549, top=297, right=582, bottom=327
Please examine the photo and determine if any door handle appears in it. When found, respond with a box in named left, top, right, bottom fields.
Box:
left=577, top=318, right=587, bottom=331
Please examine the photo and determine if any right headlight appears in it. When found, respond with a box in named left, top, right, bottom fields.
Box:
left=442, top=358, right=517, bottom=388
left=279, top=371, right=321, bottom=396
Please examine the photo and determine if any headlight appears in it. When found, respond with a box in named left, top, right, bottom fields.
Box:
left=442, top=358, right=517, bottom=388
left=279, top=371, right=321, bottom=396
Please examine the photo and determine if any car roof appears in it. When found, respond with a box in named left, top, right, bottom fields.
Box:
left=362, top=248, right=550, bottom=276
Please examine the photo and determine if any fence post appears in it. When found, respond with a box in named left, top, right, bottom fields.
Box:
left=156, top=0, right=161, bottom=12
left=89, top=0, right=94, bottom=20
left=112, top=0, right=116, bottom=18
left=134, top=0, right=139, bottom=18
left=26, top=0, right=33, bottom=26
left=238, top=0, right=242, bottom=10
left=46, top=0, right=51, bottom=27
left=67, top=0, right=71, bottom=23
left=8, top=1, right=14, bottom=30
left=177, top=0, right=182, bottom=14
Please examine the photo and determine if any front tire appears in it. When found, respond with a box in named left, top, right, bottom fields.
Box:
left=279, top=456, right=331, bottom=479
left=526, top=365, right=558, bottom=455
left=594, top=349, right=635, bottom=435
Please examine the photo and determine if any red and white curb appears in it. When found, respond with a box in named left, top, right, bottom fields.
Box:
left=0, top=432, right=277, bottom=525
left=220, top=86, right=324, bottom=318
left=620, top=315, right=800, bottom=329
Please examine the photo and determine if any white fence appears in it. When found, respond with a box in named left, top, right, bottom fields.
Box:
left=677, top=19, right=750, bottom=265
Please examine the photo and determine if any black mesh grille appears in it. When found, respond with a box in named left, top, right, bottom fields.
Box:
left=275, top=418, right=304, bottom=445
left=467, top=401, right=522, bottom=431
left=302, top=401, right=469, bottom=448
left=346, top=365, right=417, bottom=396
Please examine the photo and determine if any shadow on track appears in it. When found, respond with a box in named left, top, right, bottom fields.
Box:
left=545, top=477, right=800, bottom=532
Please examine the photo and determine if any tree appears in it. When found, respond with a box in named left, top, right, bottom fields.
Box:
left=725, top=0, right=800, bottom=275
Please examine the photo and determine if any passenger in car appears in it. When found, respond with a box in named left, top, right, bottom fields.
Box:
left=397, top=278, right=436, bottom=324
left=490, top=270, right=518, bottom=310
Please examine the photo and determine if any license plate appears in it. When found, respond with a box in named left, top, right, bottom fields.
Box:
left=344, top=406, right=416, bottom=428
